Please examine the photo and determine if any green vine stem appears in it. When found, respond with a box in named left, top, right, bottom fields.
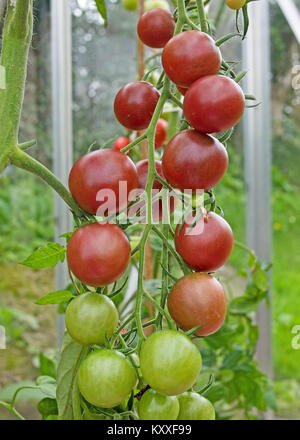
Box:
left=0, top=400, right=25, bottom=420
left=0, top=0, right=33, bottom=172
left=11, top=148, right=83, bottom=217
left=196, top=0, right=208, bottom=33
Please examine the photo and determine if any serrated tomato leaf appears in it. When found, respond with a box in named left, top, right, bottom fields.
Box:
left=22, top=243, right=66, bottom=269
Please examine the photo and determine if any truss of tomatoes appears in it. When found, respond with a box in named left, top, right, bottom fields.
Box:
left=65, top=8, right=245, bottom=420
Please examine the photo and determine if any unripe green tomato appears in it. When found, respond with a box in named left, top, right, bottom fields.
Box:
left=140, top=330, right=202, bottom=396
left=122, top=0, right=137, bottom=11
left=77, top=349, right=137, bottom=408
left=65, top=292, right=119, bottom=346
left=177, top=392, right=215, bottom=420
left=144, top=0, right=170, bottom=12
left=225, top=0, right=246, bottom=10
left=139, top=389, right=179, bottom=420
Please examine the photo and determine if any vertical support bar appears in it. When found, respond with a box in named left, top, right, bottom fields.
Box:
left=51, top=0, right=73, bottom=347
left=243, top=0, right=273, bottom=385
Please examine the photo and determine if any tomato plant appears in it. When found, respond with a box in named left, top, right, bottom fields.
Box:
left=174, top=211, right=234, bottom=271
left=114, top=137, right=131, bottom=151
left=226, top=0, right=247, bottom=10
left=121, top=0, right=137, bottom=11
left=167, top=273, right=227, bottom=337
left=0, top=0, right=274, bottom=423
left=155, top=118, right=168, bottom=149
left=67, top=223, right=131, bottom=286
left=162, top=130, right=228, bottom=192
left=137, top=9, right=175, bottom=48
left=183, top=75, right=245, bottom=133
left=162, top=31, right=221, bottom=87
left=68, top=149, right=138, bottom=215
left=140, top=330, right=202, bottom=395
left=114, top=81, right=160, bottom=130
left=77, top=349, right=137, bottom=408
left=138, top=389, right=179, bottom=420
left=65, top=292, right=119, bottom=346
left=177, top=392, right=215, bottom=420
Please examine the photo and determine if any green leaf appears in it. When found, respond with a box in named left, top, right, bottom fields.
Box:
left=36, top=376, right=57, bottom=399
left=22, top=243, right=65, bottom=269
left=37, top=398, right=58, bottom=420
left=36, top=290, right=74, bottom=305
left=230, top=295, right=261, bottom=315
left=39, top=353, right=57, bottom=379
left=95, top=0, right=107, bottom=26
left=56, top=332, right=89, bottom=420
left=252, top=266, right=268, bottom=292
left=222, top=350, right=243, bottom=369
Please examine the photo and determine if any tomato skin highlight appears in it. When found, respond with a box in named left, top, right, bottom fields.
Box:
left=77, top=349, right=137, bottom=408
left=137, top=9, right=175, bottom=49
left=68, top=149, right=138, bottom=215
left=155, top=118, right=168, bottom=149
left=162, top=130, right=228, bottom=192
left=167, top=273, right=227, bottom=337
left=183, top=75, right=245, bottom=133
left=174, top=211, right=234, bottom=272
left=67, top=223, right=131, bottom=287
left=114, top=81, right=160, bottom=130
left=113, top=136, right=131, bottom=151
left=138, top=389, right=179, bottom=420
left=226, top=0, right=246, bottom=10
left=177, top=392, right=215, bottom=420
left=140, top=330, right=202, bottom=396
left=65, top=293, right=119, bottom=346
left=162, top=31, right=221, bottom=87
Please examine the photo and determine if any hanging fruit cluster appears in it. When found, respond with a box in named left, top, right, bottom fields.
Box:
left=60, top=0, right=252, bottom=421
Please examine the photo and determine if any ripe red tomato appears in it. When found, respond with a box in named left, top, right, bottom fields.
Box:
left=167, top=273, right=227, bottom=337
left=155, top=118, right=168, bottom=149
left=65, top=292, right=119, bottom=346
left=162, top=130, right=228, bottom=192
left=77, top=349, right=137, bottom=408
left=174, top=211, right=234, bottom=272
left=183, top=75, right=245, bottom=133
left=67, top=223, right=131, bottom=287
left=176, top=85, right=188, bottom=96
left=113, top=136, right=131, bottom=151
left=140, top=330, right=202, bottom=396
left=226, top=0, right=246, bottom=10
left=162, top=31, right=221, bottom=87
left=138, top=389, right=179, bottom=420
left=137, top=9, right=175, bottom=48
left=68, top=149, right=138, bottom=215
left=114, top=81, right=160, bottom=130
left=177, top=392, right=215, bottom=420
left=131, top=159, right=175, bottom=222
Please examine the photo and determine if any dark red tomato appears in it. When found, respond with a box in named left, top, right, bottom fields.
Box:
left=114, top=81, right=160, bottom=130
left=68, top=149, right=138, bottom=215
left=113, top=137, right=131, bottom=151
left=67, top=223, right=131, bottom=287
left=131, top=159, right=175, bottom=222
left=162, top=31, right=221, bottom=87
left=167, top=273, right=227, bottom=337
left=176, top=85, right=188, bottom=96
left=174, top=211, right=234, bottom=272
left=162, top=130, right=228, bottom=192
left=183, top=75, right=245, bottom=133
left=155, top=118, right=168, bottom=149
left=137, top=8, right=175, bottom=48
